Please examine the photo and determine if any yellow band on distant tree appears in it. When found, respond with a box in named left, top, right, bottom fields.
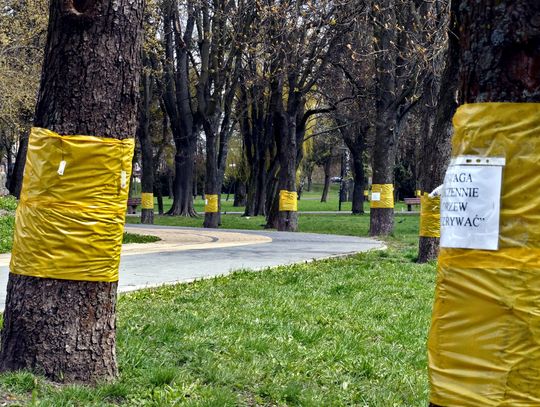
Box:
left=279, top=190, right=298, bottom=211
left=370, top=184, right=394, bottom=208
left=416, top=189, right=422, bottom=197
left=204, top=194, right=219, bottom=213
left=363, top=190, right=369, bottom=197
left=141, top=192, right=154, bottom=209
left=419, top=194, right=440, bottom=238
left=10, top=127, right=134, bottom=283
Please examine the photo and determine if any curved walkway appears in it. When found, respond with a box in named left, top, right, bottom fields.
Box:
left=119, top=225, right=383, bottom=293
left=0, top=225, right=384, bottom=308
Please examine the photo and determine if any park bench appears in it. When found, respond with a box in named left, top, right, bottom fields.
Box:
left=127, top=197, right=141, bottom=214
left=404, top=197, right=421, bottom=211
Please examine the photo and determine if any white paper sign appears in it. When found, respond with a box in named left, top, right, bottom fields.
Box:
left=440, top=156, right=505, bottom=251
left=371, top=192, right=381, bottom=201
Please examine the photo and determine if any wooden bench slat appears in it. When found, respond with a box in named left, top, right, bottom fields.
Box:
left=403, top=197, right=421, bottom=211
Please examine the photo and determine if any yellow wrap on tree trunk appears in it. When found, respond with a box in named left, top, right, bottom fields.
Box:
left=204, top=194, right=219, bottom=213
left=370, top=184, right=394, bottom=208
left=419, top=194, right=440, bottom=238
left=279, top=190, right=298, bottom=212
left=10, top=127, right=134, bottom=283
left=141, top=193, right=154, bottom=209
left=429, top=103, right=540, bottom=406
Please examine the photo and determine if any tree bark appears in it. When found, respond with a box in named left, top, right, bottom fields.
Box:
left=370, top=0, right=397, bottom=236
left=0, top=0, right=143, bottom=383
left=417, top=1, right=459, bottom=263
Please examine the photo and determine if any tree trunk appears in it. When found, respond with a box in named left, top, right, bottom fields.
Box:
left=0, top=0, right=143, bottom=383
left=417, top=0, right=458, bottom=263
left=370, top=0, right=397, bottom=237
left=8, top=134, right=28, bottom=198
left=138, top=57, right=154, bottom=225
left=161, top=0, right=197, bottom=217
left=203, top=125, right=220, bottom=228
left=350, top=152, right=365, bottom=214
left=320, top=159, right=331, bottom=203
left=233, top=180, right=246, bottom=207
left=168, top=149, right=197, bottom=216
left=155, top=182, right=164, bottom=215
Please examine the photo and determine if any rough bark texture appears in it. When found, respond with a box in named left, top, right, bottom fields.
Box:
left=458, top=1, right=540, bottom=104
left=429, top=1, right=540, bottom=405
left=370, top=0, right=397, bottom=236
left=417, top=0, right=459, bottom=263
left=0, top=0, right=143, bottom=383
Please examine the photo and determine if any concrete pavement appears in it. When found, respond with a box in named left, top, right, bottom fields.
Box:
left=0, top=225, right=384, bottom=308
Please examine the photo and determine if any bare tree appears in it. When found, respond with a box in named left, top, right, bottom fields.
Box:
left=0, top=0, right=143, bottom=382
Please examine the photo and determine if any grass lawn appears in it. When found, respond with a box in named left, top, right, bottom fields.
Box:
left=0, top=210, right=436, bottom=406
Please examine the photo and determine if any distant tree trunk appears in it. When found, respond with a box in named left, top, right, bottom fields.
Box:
left=320, top=159, right=332, bottom=202
left=138, top=56, right=154, bottom=224
left=0, top=0, right=143, bottom=382
left=8, top=134, right=27, bottom=198
left=234, top=181, right=246, bottom=207
left=370, top=0, right=397, bottom=236
left=306, top=169, right=313, bottom=191
left=350, top=150, right=365, bottom=214
left=266, top=79, right=298, bottom=232
left=161, top=0, right=197, bottom=217
left=428, top=1, right=540, bottom=406
left=155, top=182, right=164, bottom=215
left=418, top=1, right=459, bottom=263
left=168, top=171, right=174, bottom=199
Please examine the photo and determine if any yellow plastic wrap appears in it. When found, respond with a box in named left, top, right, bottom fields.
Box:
left=420, top=194, right=440, bottom=238
left=204, top=194, right=219, bottom=213
left=416, top=189, right=422, bottom=197
left=141, top=192, right=154, bottom=209
left=370, top=184, right=394, bottom=209
left=429, top=103, right=540, bottom=406
left=279, top=190, right=298, bottom=212
left=363, top=190, right=369, bottom=197
left=10, top=127, right=134, bottom=283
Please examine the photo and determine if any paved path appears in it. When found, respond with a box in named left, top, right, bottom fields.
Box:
left=0, top=225, right=383, bottom=308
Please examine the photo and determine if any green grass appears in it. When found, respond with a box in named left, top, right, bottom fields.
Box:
left=0, top=194, right=432, bottom=405
left=123, top=232, right=161, bottom=244
left=0, top=243, right=435, bottom=406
